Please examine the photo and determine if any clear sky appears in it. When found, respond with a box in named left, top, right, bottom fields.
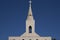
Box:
left=0, top=0, right=60, bottom=40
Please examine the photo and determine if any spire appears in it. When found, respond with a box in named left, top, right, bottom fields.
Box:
left=27, top=0, right=34, bottom=20
left=28, top=0, right=33, bottom=16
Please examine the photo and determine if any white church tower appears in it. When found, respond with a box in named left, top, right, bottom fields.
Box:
left=9, top=0, right=52, bottom=40
left=26, top=0, right=35, bottom=33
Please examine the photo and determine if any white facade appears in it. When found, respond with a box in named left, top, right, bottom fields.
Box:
left=9, top=0, right=52, bottom=40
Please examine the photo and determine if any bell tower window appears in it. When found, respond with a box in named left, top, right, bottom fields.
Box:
left=29, top=26, right=32, bottom=33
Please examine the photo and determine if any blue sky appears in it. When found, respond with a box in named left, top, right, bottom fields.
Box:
left=0, top=0, right=60, bottom=40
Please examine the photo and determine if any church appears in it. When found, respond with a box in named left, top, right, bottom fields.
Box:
left=9, top=0, right=52, bottom=40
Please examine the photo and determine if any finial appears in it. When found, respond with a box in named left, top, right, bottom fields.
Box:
left=28, top=0, right=33, bottom=16
left=29, top=0, right=32, bottom=7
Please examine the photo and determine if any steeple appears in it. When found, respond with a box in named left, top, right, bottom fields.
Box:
left=28, top=0, right=32, bottom=16
left=27, top=0, right=34, bottom=20
left=26, top=0, right=35, bottom=33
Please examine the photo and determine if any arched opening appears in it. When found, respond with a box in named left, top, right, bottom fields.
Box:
left=36, top=39, right=38, bottom=40
left=29, top=39, right=31, bottom=40
left=29, top=26, right=32, bottom=33
left=22, top=39, right=24, bottom=40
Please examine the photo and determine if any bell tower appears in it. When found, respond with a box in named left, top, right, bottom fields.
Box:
left=26, top=0, right=35, bottom=33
